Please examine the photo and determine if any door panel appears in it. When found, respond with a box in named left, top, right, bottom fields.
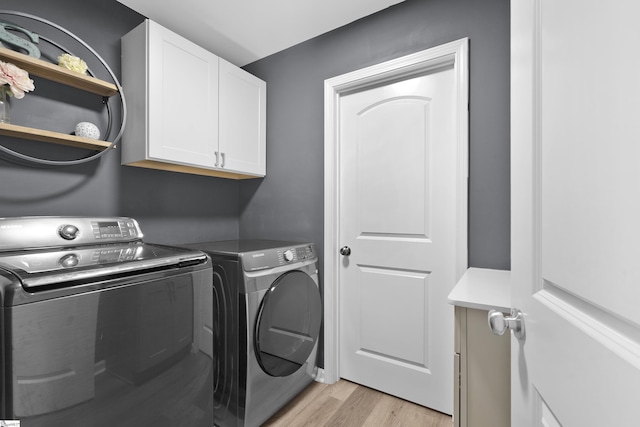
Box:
left=539, top=0, right=640, bottom=325
left=358, top=266, right=430, bottom=367
left=357, top=98, right=430, bottom=236
left=511, top=0, right=640, bottom=425
left=339, top=67, right=457, bottom=413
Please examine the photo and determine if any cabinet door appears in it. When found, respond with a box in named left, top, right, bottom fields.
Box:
left=147, top=20, right=219, bottom=168
left=219, top=58, right=266, bottom=176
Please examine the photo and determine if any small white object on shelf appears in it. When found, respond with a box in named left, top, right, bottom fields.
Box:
left=75, top=121, right=100, bottom=139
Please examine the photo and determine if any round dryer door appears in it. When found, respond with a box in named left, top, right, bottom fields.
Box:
left=255, top=270, right=322, bottom=377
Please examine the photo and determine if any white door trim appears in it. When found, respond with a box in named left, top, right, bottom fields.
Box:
left=323, top=38, right=469, bottom=384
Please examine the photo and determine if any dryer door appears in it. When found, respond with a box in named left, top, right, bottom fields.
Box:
left=255, top=270, right=322, bottom=377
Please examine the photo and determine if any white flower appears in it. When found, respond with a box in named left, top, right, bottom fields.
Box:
left=0, top=61, right=35, bottom=99
left=58, top=54, right=88, bottom=74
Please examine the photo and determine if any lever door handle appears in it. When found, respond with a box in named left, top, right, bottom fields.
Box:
left=339, top=246, right=351, bottom=256
left=488, top=308, right=525, bottom=340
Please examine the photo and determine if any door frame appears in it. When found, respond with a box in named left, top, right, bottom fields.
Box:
left=322, top=38, right=470, bottom=384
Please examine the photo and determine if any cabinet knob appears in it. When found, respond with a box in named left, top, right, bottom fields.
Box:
left=488, top=308, right=525, bottom=341
left=339, top=246, right=351, bottom=256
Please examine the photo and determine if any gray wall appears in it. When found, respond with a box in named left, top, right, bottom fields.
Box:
left=1, top=0, right=510, bottom=259
left=0, top=0, right=510, bottom=374
left=240, top=0, right=511, bottom=270
left=0, top=0, right=240, bottom=244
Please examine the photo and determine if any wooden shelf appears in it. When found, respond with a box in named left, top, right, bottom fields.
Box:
left=0, top=122, right=111, bottom=150
left=0, top=47, right=118, bottom=97
left=126, top=160, right=261, bottom=180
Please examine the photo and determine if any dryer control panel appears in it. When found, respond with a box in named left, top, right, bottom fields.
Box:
left=277, top=245, right=314, bottom=265
left=242, top=243, right=315, bottom=271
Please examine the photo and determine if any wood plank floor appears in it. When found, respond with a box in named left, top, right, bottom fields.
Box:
left=263, top=380, right=452, bottom=427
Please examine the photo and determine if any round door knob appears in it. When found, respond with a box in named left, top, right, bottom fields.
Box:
left=59, top=224, right=80, bottom=240
left=488, top=311, right=508, bottom=334
left=488, top=308, right=525, bottom=340
left=339, top=246, right=351, bottom=256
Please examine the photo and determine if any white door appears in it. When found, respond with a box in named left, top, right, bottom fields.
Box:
left=335, top=43, right=467, bottom=413
left=511, top=1, right=640, bottom=425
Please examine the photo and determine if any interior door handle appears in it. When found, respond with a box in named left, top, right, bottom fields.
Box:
left=488, top=308, right=525, bottom=340
left=339, top=246, right=351, bottom=256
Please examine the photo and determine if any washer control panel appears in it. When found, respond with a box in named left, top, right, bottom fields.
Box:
left=0, top=216, right=143, bottom=251
left=91, top=219, right=140, bottom=240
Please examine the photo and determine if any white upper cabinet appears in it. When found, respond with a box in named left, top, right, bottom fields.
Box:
left=219, top=58, right=266, bottom=176
left=146, top=20, right=219, bottom=168
left=121, top=20, right=266, bottom=179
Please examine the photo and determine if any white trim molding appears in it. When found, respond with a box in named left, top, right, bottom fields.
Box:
left=323, top=38, right=469, bottom=384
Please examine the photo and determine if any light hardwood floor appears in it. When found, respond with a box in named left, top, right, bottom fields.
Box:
left=264, top=380, right=452, bottom=427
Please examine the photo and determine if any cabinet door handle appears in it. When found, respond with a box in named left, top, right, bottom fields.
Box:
left=214, top=151, right=219, bottom=167
left=221, top=152, right=226, bottom=168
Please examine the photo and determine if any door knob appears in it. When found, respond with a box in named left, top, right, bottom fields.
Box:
left=339, top=246, right=351, bottom=256
left=488, top=308, right=525, bottom=340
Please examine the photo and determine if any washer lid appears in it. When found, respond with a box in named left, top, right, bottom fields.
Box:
left=0, top=242, right=208, bottom=289
left=255, top=270, right=322, bottom=377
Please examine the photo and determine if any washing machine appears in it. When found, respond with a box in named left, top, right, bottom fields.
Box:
left=184, top=240, right=322, bottom=427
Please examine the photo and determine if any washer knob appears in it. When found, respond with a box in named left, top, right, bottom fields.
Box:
left=283, top=249, right=294, bottom=262
left=59, top=224, right=80, bottom=240
left=59, top=253, right=79, bottom=268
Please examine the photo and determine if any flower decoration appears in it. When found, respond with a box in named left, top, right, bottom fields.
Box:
left=58, top=53, right=88, bottom=75
left=0, top=61, right=35, bottom=99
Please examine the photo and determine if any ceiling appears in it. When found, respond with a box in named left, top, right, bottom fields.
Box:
left=116, top=0, right=405, bottom=66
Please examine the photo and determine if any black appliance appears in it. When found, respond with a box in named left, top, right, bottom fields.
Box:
left=184, top=240, right=322, bottom=427
left=0, top=217, right=213, bottom=426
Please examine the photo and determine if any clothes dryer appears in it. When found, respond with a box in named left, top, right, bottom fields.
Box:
left=184, top=240, right=322, bottom=427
